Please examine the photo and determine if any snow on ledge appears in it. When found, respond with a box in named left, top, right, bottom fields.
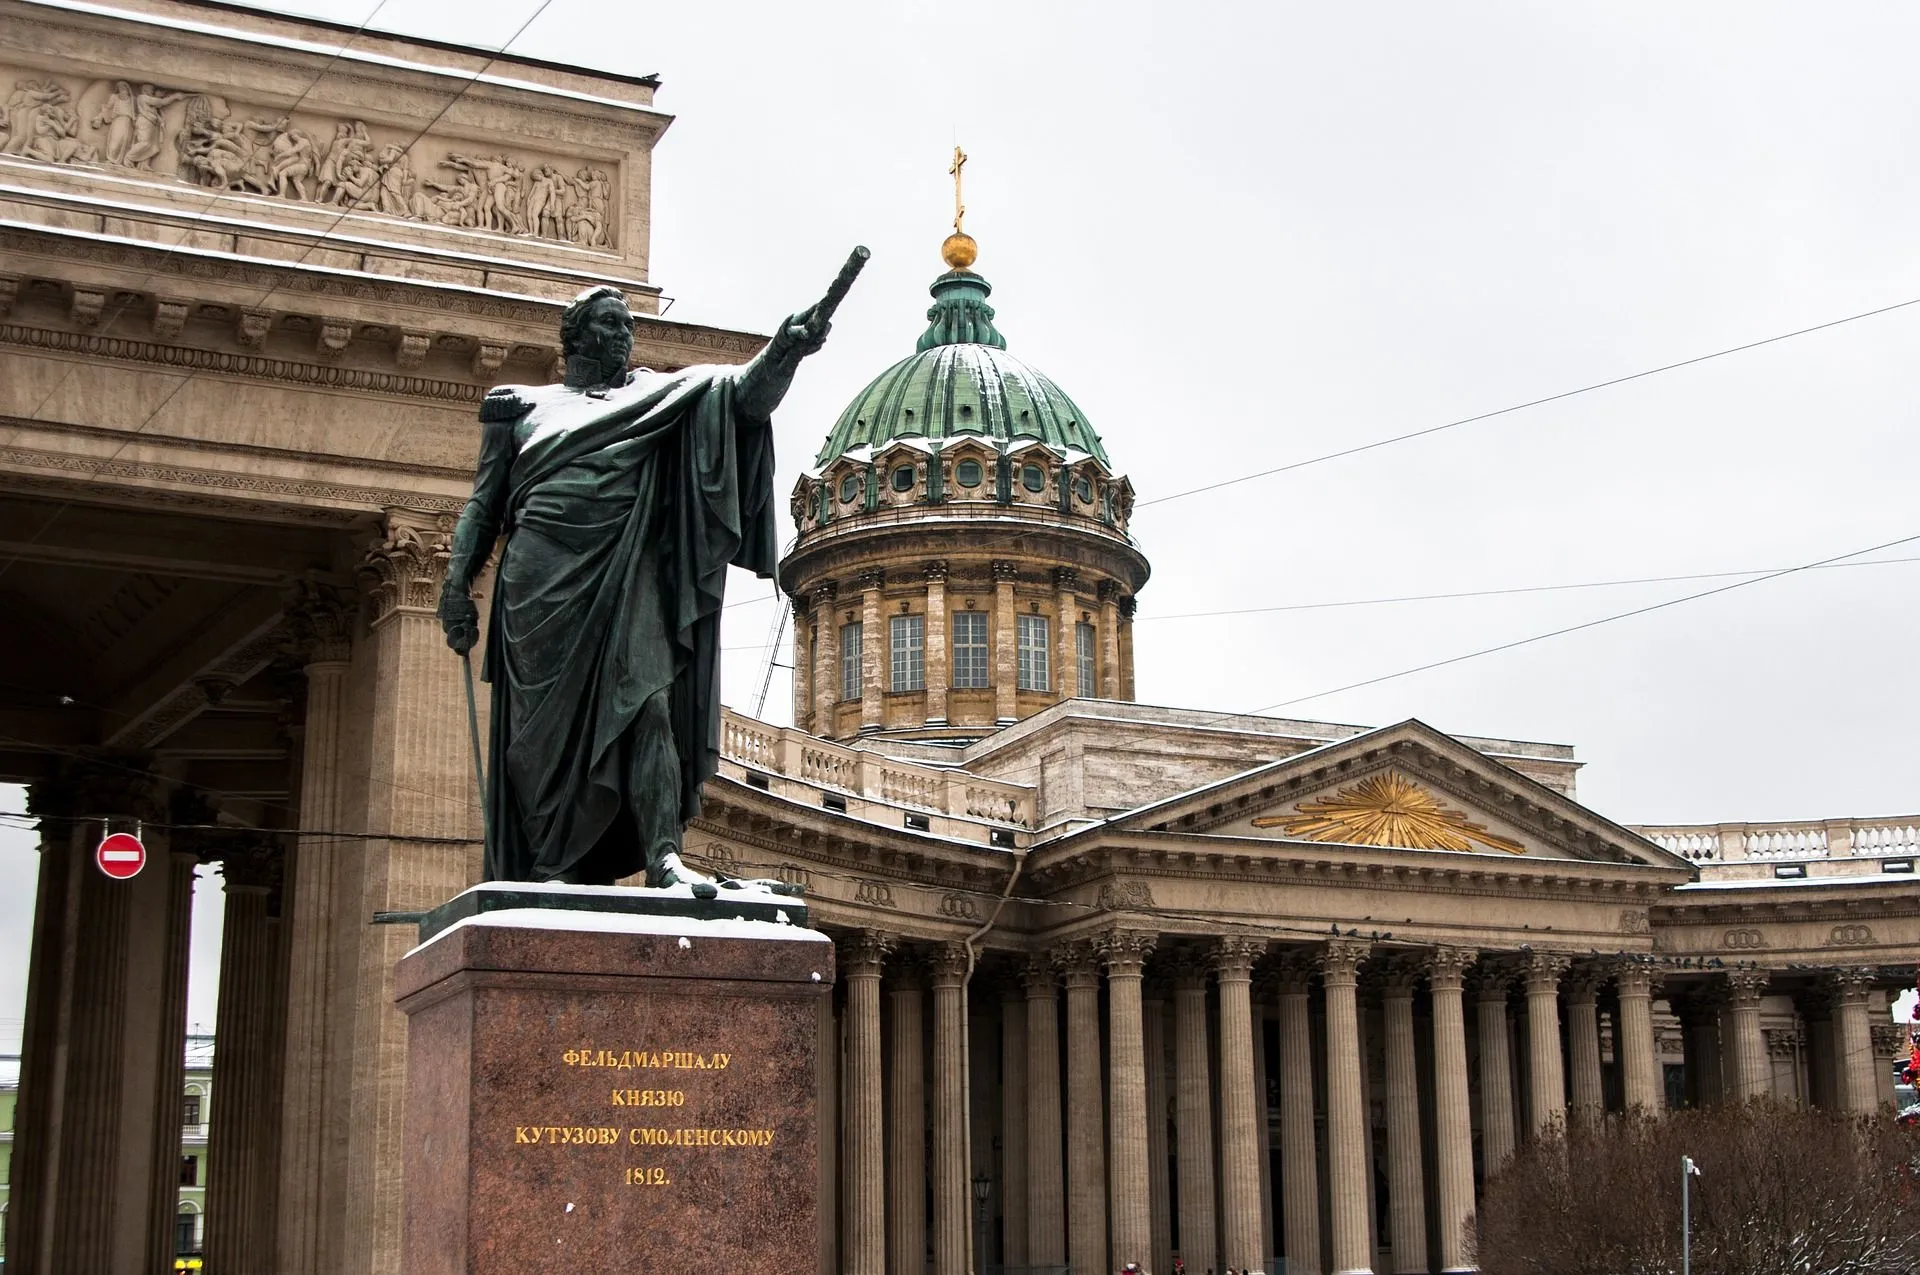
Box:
left=410, top=905, right=831, bottom=956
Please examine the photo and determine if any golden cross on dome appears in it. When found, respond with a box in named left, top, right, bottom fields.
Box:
left=949, top=145, right=968, bottom=235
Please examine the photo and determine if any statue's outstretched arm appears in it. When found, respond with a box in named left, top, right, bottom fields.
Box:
left=735, top=247, right=867, bottom=420
left=439, top=390, right=525, bottom=654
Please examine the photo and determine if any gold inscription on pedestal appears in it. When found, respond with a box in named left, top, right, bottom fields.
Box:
left=610, top=1089, right=686, bottom=1107
left=562, top=1048, right=732, bottom=1070
left=513, top=1049, right=766, bottom=1185
left=628, top=1127, right=774, bottom=1148
left=513, top=1126, right=623, bottom=1145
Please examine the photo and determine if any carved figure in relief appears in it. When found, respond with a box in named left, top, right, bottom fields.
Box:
left=525, top=163, right=566, bottom=239
left=569, top=166, right=612, bottom=248
left=241, top=117, right=317, bottom=200
left=373, top=143, right=414, bottom=216
left=444, top=153, right=526, bottom=233
left=315, top=121, right=374, bottom=205
left=422, top=168, right=481, bottom=225
left=124, top=83, right=186, bottom=168
left=1, top=72, right=614, bottom=245
left=1, top=79, right=75, bottom=158
left=22, top=96, right=97, bottom=165
left=91, top=81, right=138, bottom=165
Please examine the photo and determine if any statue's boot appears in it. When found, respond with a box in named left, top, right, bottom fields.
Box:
left=648, top=849, right=719, bottom=900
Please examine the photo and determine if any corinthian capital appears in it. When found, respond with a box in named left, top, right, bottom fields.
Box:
left=1423, top=946, right=1476, bottom=992
left=285, top=576, right=357, bottom=664
left=1519, top=951, right=1572, bottom=994
left=1096, top=928, right=1156, bottom=976
left=359, top=510, right=454, bottom=625
left=1211, top=935, right=1265, bottom=981
left=837, top=929, right=895, bottom=977
left=1318, top=938, right=1371, bottom=986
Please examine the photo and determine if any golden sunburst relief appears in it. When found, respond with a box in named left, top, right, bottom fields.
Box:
left=1250, top=772, right=1526, bottom=855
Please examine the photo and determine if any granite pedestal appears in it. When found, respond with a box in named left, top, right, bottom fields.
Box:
left=394, top=884, right=833, bottom=1274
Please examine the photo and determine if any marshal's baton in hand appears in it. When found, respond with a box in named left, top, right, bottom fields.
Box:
left=811, top=245, right=871, bottom=325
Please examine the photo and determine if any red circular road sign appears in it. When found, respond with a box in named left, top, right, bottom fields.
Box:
left=95, top=831, right=147, bottom=880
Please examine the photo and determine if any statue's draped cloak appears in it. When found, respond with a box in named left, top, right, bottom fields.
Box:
left=463, top=368, right=776, bottom=883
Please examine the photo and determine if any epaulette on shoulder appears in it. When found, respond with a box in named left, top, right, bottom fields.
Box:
left=478, top=386, right=534, bottom=423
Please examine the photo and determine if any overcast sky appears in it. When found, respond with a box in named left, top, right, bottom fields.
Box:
left=5, top=1, right=1920, bottom=1037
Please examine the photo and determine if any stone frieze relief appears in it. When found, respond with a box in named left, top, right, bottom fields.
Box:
left=0, top=71, right=616, bottom=248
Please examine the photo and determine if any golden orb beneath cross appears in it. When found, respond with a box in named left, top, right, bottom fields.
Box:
left=941, top=231, right=978, bottom=270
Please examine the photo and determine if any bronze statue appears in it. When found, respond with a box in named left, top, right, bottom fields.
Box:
left=438, top=251, right=867, bottom=891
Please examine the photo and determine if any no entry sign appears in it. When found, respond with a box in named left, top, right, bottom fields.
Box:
left=95, top=831, right=147, bottom=880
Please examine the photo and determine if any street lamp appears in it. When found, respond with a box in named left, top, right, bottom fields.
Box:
left=972, top=1170, right=992, bottom=1275
left=1682, top=1155, right=1702, bottom=1275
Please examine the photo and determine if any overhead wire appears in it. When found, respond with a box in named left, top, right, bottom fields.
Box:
left=3, top=98, right=1916, bottom=852
left=0, top=0, right=567, bottom=586
left=868, top=529, right=1920, bottom=792
left=717, top=289, right=1920, bottom=699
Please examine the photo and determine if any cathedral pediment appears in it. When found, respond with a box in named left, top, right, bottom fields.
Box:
left=1235, top=769, right=1529, bottom=854
left=1119, top=718, right=1690, bottom=869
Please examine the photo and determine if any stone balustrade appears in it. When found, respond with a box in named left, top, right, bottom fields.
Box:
left=1635, top=817, right=1920, bottom=864
left=716, top=706, right=1035, bottom=834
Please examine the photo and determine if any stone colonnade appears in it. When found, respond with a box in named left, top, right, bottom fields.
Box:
left=820, top=930, right=1896, bottom=1275
left=7, top=767, right=290, bottom=1275
left=8, top=509, right=482, bottom=1275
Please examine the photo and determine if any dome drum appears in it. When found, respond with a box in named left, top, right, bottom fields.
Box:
left=791, top=438, right=1135, bottom=541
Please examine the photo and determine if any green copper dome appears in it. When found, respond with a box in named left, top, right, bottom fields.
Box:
left=813, top=268, right=1111, bottom=468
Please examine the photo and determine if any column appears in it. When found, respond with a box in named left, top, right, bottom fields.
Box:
left=1274, top=953, right=1322, bottom=1275
left=1025, top=955, right=1067, bottom=1266
left=1564, top=969, right=1604, bottom=1124
left=1053, top=567, right=1078, bottom=701
left=841, top=932, right=891, bottom=1275
left=1117, top=594, right=1137, bottom=700
left=1097, top=580, right=1122, bottom=698
left=1614, top=962, right=1663, bottom=1113
left=277, top=582, right=352, bottom=1275
left=205, top=840, right=281, bottom=1275
left=818, top=988, right=839, bottom=1275
left=7, top=786, right=79, bottom=1275
left=1320, top=939, right=1373, bottom=1275
left=1521, top=953, right=1569, bottom=1138
left=859, top=569, right=885, bottom=732
left=929, top=946, right=970, bottom=1275
left=1216, top=937, right=1266, bottom=1275
left=1380, top=963, right=1426, bottom=1275
left=1144, top=987, right=1175, bottom=1275
left=888, top=951, right=928, bottom=1275
left=343, top=511, right=485, bottom=1275
left=1424, top=949, right=1476, bottom=1275
left=812, top=582, right=839, bottom=733
left=1474, top=963, right=1517, bottom=1173
left=991, top=561, right=1019, bottom=722
left=1173, top=957, right=1219, bottom=1275
left=1063, top=943, right=1109, bottom=1275
left=924, top=560, right=950, bottom=724
left=791, top=598, right=813, bottom=730
left=1828, top=970, right=1879, bottom=1113
left=1725, top=970, right=1770, bottom=1102
left=14, top=765, right=201, bottom=1275
left=1103, top=930, right=1156, bottom=1272
left=999, top=980, right=1030, bottom=1268
left=1253, top=987, right=1274, bottom=1268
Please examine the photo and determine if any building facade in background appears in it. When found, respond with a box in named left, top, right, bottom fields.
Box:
left=0, top=3, right=1913, bottom=1275
left=2, top=1039, right=212, bottom=1269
